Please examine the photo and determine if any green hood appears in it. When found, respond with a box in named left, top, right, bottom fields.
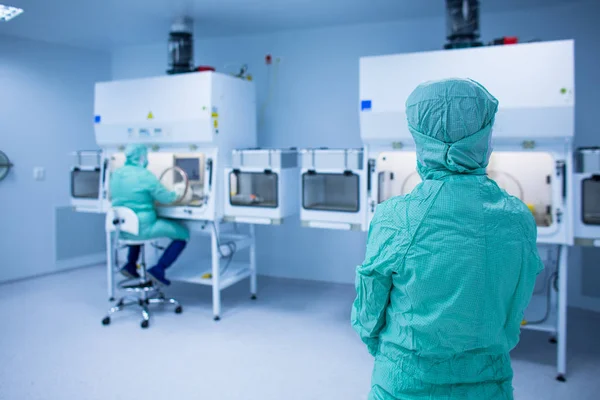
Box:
left=124, top=144, right=148, bottom=168
left=406, top=78, right=499, bottom=180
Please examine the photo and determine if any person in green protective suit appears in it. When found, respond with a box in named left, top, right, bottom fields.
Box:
left=110, top=144, right=190, bottom=286
left=351, top=78, right=544, bottom=400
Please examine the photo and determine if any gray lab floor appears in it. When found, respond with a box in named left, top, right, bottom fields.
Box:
left=1, top=265, right=599, bottom=400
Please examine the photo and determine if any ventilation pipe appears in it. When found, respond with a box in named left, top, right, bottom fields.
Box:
left=167, top=17, right=194, bottom=74
left=445, top=0, right=482, bottom=49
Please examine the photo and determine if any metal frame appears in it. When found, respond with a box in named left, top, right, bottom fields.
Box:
left=106, top=221, right=257, bottom=321
left=556, top=244, right=568, bottom=380
left=209, top=222, right=257, bottom=320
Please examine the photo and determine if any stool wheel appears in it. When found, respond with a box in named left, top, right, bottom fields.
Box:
left=175, top=306, right=183, bottom=314
left=141, top=320, right=149, bottom=329
left=102, top=317, right=111, bottom=326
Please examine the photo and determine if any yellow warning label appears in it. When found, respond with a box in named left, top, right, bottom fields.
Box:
left=211, top=112, right=219, bottom=118
left=213, top=119, right=218, bottom=128
left=147, top=111, right=154, bottom=120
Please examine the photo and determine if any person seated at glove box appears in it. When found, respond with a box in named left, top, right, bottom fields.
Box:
left=110, top=144, right=190, bottom=285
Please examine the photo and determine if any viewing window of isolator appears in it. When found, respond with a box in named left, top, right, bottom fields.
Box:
left=175, top=157, right=203, bottom=185
left=302, top=171, right=360, bottom=213
left=71, top=169, right=101, bottom=199
left=229, top=170, right=278, bottom=208
left=374, top=151, right=557, bottom=228
left=488, top=152, right=555, bottom=228
left=376, top=152, right=419, bottom=204
left=582, top=175, right=600, bottom=225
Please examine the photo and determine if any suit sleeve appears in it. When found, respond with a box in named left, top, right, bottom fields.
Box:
left=351, top=201, right=400, bottom=356
left=507, top=210, right=545, bottom=348
left=145, top=171, right=178, bottom=205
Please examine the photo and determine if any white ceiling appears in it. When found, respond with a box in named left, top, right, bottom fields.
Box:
left=0, top=0, right=578, bottom=50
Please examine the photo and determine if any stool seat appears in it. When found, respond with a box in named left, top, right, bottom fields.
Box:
left=119, top=239, right=152, bottom=246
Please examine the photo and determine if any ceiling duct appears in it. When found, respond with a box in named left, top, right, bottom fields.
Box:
left=167, top=17, right=194, bottom=75
left=445, top=0, right=483, bottom=49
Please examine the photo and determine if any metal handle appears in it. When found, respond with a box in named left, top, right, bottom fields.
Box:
left=367, top=159, right=375, bottom=193
left=207, top=159, right=213, bottom=190
left=556, top=161, right=567, bottom=200
left=74, top=150, right=102, bottom=166
left=101, top=158, right=108, bottom=185
left=344, top=149, right=349, bottom=170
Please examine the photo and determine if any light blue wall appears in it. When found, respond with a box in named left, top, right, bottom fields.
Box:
left=111, top=1, right=600, bottom=298
left=0, top=36, right=110, bottom=282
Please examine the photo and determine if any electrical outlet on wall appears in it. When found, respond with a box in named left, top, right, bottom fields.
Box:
left=33, top=167, right=46, bottom=181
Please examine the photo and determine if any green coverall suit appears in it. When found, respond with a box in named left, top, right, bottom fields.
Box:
left=351, top=78, right=544, bottom=400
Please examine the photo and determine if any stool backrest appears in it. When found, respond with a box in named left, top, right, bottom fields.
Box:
left=105, top=207, right=140, bottom=236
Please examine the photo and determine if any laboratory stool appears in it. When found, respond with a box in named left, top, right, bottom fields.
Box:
left=102, top=207, right=182, bottom=329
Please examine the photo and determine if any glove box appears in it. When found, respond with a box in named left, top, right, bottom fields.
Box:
left=574, top=148, right=600, bottom=246
left=299, top=148, right=367, bottom=231
left=224, top=149, right=299, bottom=225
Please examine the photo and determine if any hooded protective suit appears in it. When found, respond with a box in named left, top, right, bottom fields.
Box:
left=110, top=144, right=189, bottom=241
left=351, top=79, right=543, bottom=400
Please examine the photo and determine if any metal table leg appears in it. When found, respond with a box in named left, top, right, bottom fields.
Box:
left=211, top=223, right=221, bottom=321
left=249, top=224, right=257, bottom=300
left=106, top=231, right=115, bottom=301
left=556, top=244, right=568, bottom=382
